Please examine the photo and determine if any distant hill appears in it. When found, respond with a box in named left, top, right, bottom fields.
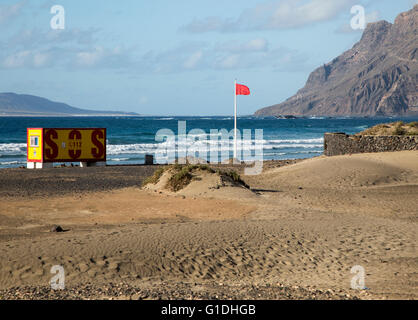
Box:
left=0, top=92, right=138, bottom=116
left=255, top=5, right=418, bottom=117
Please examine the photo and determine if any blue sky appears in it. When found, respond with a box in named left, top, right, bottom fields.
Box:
left=0, top=0, right=416, bottom=115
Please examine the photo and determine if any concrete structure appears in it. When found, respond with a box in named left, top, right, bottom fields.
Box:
left=324, top=132, right=418, bottom=156
left=145, top=154, right=154, bottom=165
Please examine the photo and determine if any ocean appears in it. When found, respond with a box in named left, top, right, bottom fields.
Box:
left=0, top=116, right=417, bottom=168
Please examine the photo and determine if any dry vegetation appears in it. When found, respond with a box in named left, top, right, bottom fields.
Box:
left=142, top=167, right=165, bottom=186
left=142, top=164, right=248, bottom=192
left=358, top=121, right=418, bottom=136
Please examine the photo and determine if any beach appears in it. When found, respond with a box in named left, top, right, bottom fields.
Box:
left=1, top=0, right=417, bottom=306
left=0, top=151, right=417, bottom=300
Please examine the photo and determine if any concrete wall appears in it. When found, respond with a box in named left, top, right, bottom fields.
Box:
left=324, top=133, right=418, bottom=156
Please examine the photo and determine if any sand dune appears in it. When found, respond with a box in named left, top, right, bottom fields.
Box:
left=252, top=151, right=418, bottom=189
left=245, top=151, right=418, bottom=221
left=144, top=167, right=257, bottom=200
left=0, top=152, right=417, bottom=299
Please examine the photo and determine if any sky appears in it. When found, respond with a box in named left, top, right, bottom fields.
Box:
left=0, top=0, right=416, bottom=115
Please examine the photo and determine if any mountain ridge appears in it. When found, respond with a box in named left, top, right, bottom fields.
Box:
left=0, top=92, right=138, bottom=116
left=255, top=5, right=418, bottom=117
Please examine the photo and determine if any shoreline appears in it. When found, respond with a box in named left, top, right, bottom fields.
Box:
left=0, top=158, right=305, bottom=171
left=0, top=159, right=302, bottom=198
left=2, top=114, right=418, bottom=118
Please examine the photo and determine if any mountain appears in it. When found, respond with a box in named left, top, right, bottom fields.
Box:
left=0, top=92, right=138, bottom=116
left=255, top=5, right=418, bottom=117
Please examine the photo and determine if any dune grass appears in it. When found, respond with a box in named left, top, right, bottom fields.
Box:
left=168, top=164, right=214, bottom=191
left=142, top=167, right=165, bottom=187
left=142, top=164, right=248, bottom=191
left=358, top=121, right=418, bottom=136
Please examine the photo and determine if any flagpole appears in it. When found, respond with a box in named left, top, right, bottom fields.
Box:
left=234, top=79, right=237, bottom=160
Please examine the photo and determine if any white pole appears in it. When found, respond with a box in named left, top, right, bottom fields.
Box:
left=234, top=79, right=237, bottom=160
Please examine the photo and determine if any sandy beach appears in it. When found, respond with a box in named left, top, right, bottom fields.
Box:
left=0, top=152, right=417, bottom=300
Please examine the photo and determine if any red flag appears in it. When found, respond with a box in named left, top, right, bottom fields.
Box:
left=236, top=83, right=250, bottom=95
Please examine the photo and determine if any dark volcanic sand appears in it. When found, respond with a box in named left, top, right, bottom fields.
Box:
left=0, top=281, right=364, bottom=300
left=0, top=160, right=300, bottom=198
left=0, top=166, right=160, bottom=198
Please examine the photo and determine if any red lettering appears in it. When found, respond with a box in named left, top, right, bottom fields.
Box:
left=69, top=130, right=82, bottom=159
left=44, top=129, right=58, bottom=159
left=91, top=129, right=105, bottom=159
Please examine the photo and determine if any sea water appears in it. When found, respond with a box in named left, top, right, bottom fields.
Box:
left=0, top=116, right=417, bottom=168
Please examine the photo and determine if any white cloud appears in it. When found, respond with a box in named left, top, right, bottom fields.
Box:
left=183, top=50, right=203, bottom=69
left=0, top=7, right=309, bottom=75
left=141, top=42, right=208, bottom=73
left=182, top=16, right=226, bottom=33
left=0, top=26, right=133, bottom=70
left=7, top=28, right=99, bottom=49
left=76, top=47, right=105, bottom=67
left=245, top=38, right=268, bottom=51
left=365, top=10, right=380, bottom=24
left=0, top=1, right=25, bottom=25
left=336, top=9, right=380, bottom=33
left=33, top=52, right=49, bottom=67
left=215, top=54, right=240, bottom=69
left=73, top=45, right=134, bottom=69
left=139, top=38, right=309, bottom=74
left=2, top=49, right=50, bottom=68
left=182, top=0, right=356, bottom=33
left=2, top=50, right=31, bottom=68
left=217, top=38, right=268, bottom=53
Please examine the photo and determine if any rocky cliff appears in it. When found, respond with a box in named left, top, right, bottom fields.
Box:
left=255, top=5, right=418, bottom=117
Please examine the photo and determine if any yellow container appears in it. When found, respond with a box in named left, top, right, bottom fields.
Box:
left=27, top=128, right=106, bottom=163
